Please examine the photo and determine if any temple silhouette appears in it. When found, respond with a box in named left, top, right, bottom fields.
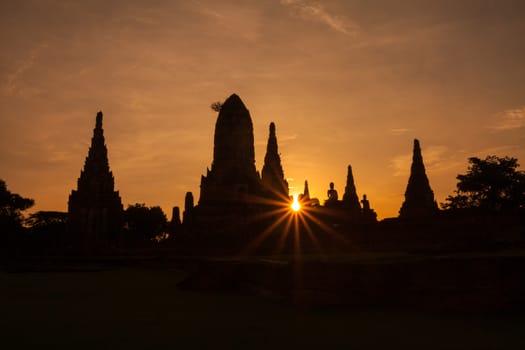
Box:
left=62, top=93, right=451, bottom=252
left=172, top=93, right=384, bottom=253
left=399, top=139, right=439, bottom=219
left=61, top=93, right=511, bottom=255
left=261, top=122, right=289, bottom=200
left=185, top=95, right=260, bottom=247
left=342, top=165, right=361, bottom=214
left=67, top=111, right=123, bottom=252
left=199, top=94, right=262, bottom=205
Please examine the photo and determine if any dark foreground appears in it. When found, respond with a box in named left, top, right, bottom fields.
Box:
left=1, top=259, right=525, bottom=349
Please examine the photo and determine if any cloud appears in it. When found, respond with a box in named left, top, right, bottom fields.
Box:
left=3, top=43, right=47, bottom=96
left=389, top=128, right=411, bottom=135
left=280, top=133, right=298, bottom=142
left=280, top=0, right=359, bottom=36
left=255, top=131, right=297, bottom=145
left=490, top=107, right=525, bottom=131
left=389, top=153, right=411, bottom=177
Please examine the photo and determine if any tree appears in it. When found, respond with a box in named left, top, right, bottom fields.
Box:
left=26, top=211, right=68, bottom=229
left=124, top=203, right=168, bottom=242
left=25, top=211, right=68, bottom=253
left=1, top=179, right=34, bottom=258
left=26, top=211, right=67, bottom=237
left=0, top=179, right=34, bottom=233
left=442, top=156, right=525, bottom=211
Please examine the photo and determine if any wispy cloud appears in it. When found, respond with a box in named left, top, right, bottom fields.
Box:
left=279, top=133, right=298, bottom=143
left=280, top=0, right=359, bottom=36
left=490, top=107, right=525, bottom=131
left=390, top=153, right=411, bottom=177
left=4, top=53, right=37, bottom=95
left=255, top=132, right=297, bottom=147
left=389, top=128, right=411, bottom=135
left=3, top=43, right=48, bottom=97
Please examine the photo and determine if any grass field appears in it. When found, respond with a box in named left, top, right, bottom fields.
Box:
left=1, top=268, right=525, bottom=349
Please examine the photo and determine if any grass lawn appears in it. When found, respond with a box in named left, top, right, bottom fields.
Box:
left=1, top=268, right=524, bottom=349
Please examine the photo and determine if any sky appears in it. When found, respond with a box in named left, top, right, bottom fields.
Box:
left=1, top=0, right=525, bottom=220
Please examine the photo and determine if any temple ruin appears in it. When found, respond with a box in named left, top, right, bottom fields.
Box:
left=199, top=94, right=262, bottom=205
left=399, top=139, right=439, bottom=218
left=342, top=165, right=361, bottom=215
left=67, top=111, right=123, bottom=252
left=261, top=122, right=289, bottom=201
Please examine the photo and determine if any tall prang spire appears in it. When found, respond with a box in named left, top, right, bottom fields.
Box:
left=342, top=165, right=361, bottom=214
left=399, top=139, right=438, bottom=218
left=199, top=93, right=262, bottom=204
left=78, top=111, right=112, bottom=192
left=261, top=122, right=288, bottom=200
left=68, top=111, right=123, bottom=252
left=212, top=94, right=256, bottom=177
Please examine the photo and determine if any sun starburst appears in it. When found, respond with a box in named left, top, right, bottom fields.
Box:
left=291, top=194, right=301, bottom=212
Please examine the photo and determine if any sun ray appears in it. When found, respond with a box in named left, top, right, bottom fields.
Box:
left=292, top=213, right=304, bottom=291
left=299, top=207, right=351, bottom=245
left=235, top=188, right=360, bottom=257
left=238, top=211, right=291, bottom=255
left=252, top=206, right=291, bottom=221
left=293, top=213, right=301, bottom=258
left=298, top=212, right=324, bottom=254
left=276, top=214, right=294, bottom=255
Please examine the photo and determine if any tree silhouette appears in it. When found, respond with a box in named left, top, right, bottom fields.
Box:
left=26, top=211, right=67, bottom=239
left=124, top=203, right=168, bottom=242
left=442, top=156, right=525, bottom=211
left=26, top=211, right=68, bottom=228
left=0, top=179, right=34, bottom=234
left=1, top=179, right=34, bottom=257
left=26, top=211, right=67, bottom=253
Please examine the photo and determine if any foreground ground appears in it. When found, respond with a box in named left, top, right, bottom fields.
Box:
left=1, top=266, right=525, bottom=349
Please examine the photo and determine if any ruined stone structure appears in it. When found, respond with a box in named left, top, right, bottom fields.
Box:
left=183, top=191, right=194, bottom=225
left=189, top=94, right=266, bottom=246
left=199, top=94, right=262, bottom=205
left=261, top=122, right=288, bottom=201
left=68, top=111, right=123, bottom=251
left=171, top=206, right=181, bottom=227
left=342, top=165, right=361, bottom=214
left=399, top=139, right=438, bottom=218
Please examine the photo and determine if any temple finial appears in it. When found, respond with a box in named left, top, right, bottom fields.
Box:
left=413, top=139, right=421, bottom=155
left=96, top=111, right=103, bottom=129
left=269, top=122, right=276, bottom=135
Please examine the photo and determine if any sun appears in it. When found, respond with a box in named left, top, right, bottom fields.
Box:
left=291, top=194, right=301, bottom=212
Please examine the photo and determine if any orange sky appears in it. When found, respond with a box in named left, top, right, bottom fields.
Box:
left=1, top=0, right=524, bottom=219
